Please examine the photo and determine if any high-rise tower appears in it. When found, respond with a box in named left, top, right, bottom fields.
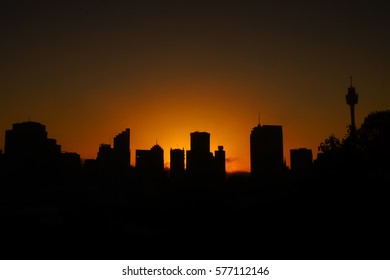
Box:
left=250, top=122, right=283, bottom=178
left=214, top=146, right=226, bottom=179
left=346, top=77, right=358, bottom=134
left=113, top=128, right=130, bottom=167
left=135, top=144, right=164, bottom=178
left=186, top=131, right=214, bottom=178
left=170, top=148, right=185, bottom=179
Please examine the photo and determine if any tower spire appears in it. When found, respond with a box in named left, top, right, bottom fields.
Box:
left=258, top=112, right=260, bottom=126
left=346, top=77, right=358, bottom=135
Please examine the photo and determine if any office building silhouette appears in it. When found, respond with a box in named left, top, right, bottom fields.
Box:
left=97, top=144, right=114, bottom=168
left=4, top=121, right=61, bottom=170
left=136, top=144, right=164, bottom=178
left=290, top=148, right=313, bottom=175
left=114, top=128, right=130, bottom=168
left=190, top=132, right=210, bottom=154
left=250, top=123, right=283, bottom=178
left=95, top=129, right=130, bottom=170
left=186, top=132, right=214, bottom=178
left=170, top=148, right=185, bottom=179
left=214, top=146, right=226, bottom=179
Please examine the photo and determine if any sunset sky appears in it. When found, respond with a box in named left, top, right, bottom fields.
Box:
left=1, top=0, right=389, bottom=172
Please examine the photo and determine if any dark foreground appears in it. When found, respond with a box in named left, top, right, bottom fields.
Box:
left=1, top=170, right=389, bottom=260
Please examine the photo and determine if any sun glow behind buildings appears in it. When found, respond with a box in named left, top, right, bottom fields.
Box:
left=1, top=1, right=389, bottom=173
left=46, top=80, right=339, bottom=173
left=0, top=71, right=376, bottom=174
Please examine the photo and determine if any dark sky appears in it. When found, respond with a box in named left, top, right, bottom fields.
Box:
left=1, top=0, right=389, bottom=171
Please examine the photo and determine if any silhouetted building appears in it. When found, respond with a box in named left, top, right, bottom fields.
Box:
left=4, top=121, right=61, bottom=170
left=290, top=148, right=313, bottom=175
left=186, top=132, right=214, bottom=178
left=95, top=128, right=130, bottom=171
left=346, top=77, right=358, bottom=134
left=214, top=146, right=226, bottom=179
left=250, top=123, right=284, bottom=178
left=136, top=145, right=164, bottom=178
left=150, top=145, right=164, bottom=176
left=113, top=128, right=130, bottom=168
left=97, top=144, right=114, bottom=167
left=136, top=150, right=149, bottom=173
left=61, top=152, right=81, bottom=171
left=170, top=148, right=185, bottom=179
left=190, top=132, right=210, bottom=154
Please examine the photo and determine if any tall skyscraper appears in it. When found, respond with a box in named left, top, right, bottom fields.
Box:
left=150, top=144, right=164, bottom=176
left=113, top=128, right=130, bottom=167
left=96, top=128, right=130, bottom=170
left=186, top=131, right=214, bottom=178
left=136, top=144, right=164, bottom=178
left=346, top=77, right=358, bottom=134
left=214, top=146, right=226, bottom=179
left=190, top=132, right=210, bottom=154
left=250, top=123, right=284, bottom=178
left=170, top=148, right=185, bottom=179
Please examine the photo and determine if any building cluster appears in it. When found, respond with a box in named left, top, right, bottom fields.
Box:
left=185, top=132, right=225, bottom=180
left=135, top=132, right=226, bottom=180
left=0, top=121, right=229, bottom=180
left=0, top=80, right=364, bottom=182
left=1, top=119, right=316, bottom=181
left=25, top=78, right=372, bottom=179
left=1, top=122, right=81, bottom=175
left=0, top=80, right=363, bottom=185
left=90, top=128, right=131, bottom=171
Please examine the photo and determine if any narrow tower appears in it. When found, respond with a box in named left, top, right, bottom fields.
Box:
left=346, top=77, right=358, bottom=134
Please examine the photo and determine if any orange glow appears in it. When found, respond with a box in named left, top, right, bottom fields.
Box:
left=1, top=73, right=379, bottom=174
left=4, top=79, right=349, bottom=174
left=1, top=1, right=389, bottom=174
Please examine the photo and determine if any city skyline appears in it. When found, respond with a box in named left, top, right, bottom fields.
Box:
left=0, top=87, right=379, bottom=173
left=1, top=1, right=389, bottom=172
left=0, top=74, right=387, bottom=173
left=1, top=0, right=390, bottom=262
left=0, top=120, right=278, bottom=175
left=1, top=109, right=388, bottom=260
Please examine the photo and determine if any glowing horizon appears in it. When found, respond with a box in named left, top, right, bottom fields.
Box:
left=1, top=1, right=389, bottom=173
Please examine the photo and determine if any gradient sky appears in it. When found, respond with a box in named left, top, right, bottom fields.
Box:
left=1, top=0, right=389, bottom=172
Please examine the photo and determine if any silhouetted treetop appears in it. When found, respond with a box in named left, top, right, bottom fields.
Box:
left=316, top=110, right=390, bottom=178
left=357, top=110, right=390, bottom=162
left=318, top=134, right=342, bottom=154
